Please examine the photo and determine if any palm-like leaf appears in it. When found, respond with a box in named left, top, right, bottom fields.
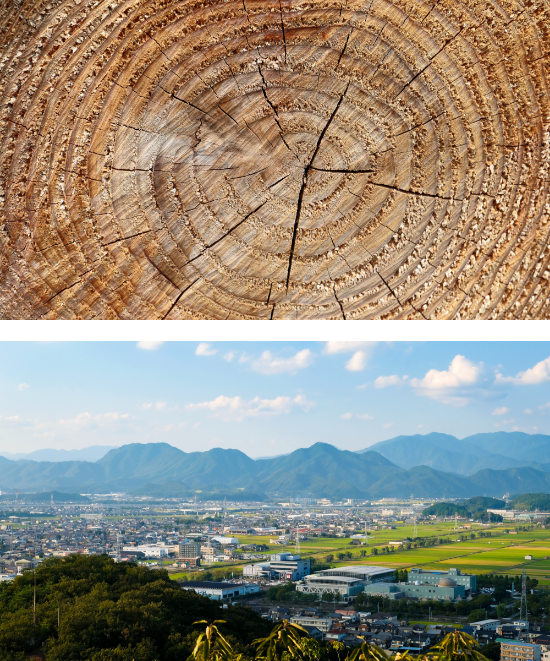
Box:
left=254, top=620, right=308, bottom=661
left=189, top=620, right=241, bottom=661
left=426, top=631, right=490, bottom=661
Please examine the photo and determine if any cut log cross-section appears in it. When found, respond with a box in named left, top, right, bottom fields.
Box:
left=0, top=0, right=549, bottom=319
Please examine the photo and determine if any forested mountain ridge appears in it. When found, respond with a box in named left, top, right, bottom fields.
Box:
left=2, top=438, right=550, bottom=498
left=363, top=432, right=550, bottom=475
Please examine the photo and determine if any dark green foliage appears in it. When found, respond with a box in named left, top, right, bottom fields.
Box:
left=509, top=493, right=550, bottom=511
left=423, top=497, right=504, bottom=521
left=0, top=554, right=271, bottom=661
left=266, top=582, right=316, bottom=603
left=395, top=569, right=408, bottom=582
left=479, top=643, right=501, bottom=661
left=423, top=503, right=470, bottom=517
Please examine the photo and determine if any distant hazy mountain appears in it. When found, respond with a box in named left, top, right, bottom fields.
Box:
left=0, top=439, right=549, bottom=498
left=0, top=491, right=91, bottom=503
left=0, top=446, right=118, bottom=462
left=360, top=432, right=550, bottom=475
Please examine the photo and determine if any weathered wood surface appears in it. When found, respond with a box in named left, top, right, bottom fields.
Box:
left=0, top=0, right=549, bottom=319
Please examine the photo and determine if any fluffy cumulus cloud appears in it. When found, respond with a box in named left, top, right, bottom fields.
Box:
left=496, top=356, right=550, bottom=385
left=492, top=406, right=510, bottom=416
left=323, top=342, right=377, bottom=372
left=136, top=341, right=164, bottom=351
left=185, top=393, right=315, bottom=421
left=141, top=402, right=167, bottom=410
left=410, top=355, right=483, bottom=406
left=249, top=349, right=314, bottom=375
left=374, top=374, right=407, bottom=388
left=18, top=383, right=30, bottom=391
left=195, top=343, right=217, bottom=356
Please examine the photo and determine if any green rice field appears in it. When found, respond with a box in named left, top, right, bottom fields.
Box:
left=233, top=522, right=550, bottom=580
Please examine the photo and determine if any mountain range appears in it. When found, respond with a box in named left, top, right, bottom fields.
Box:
left=1, top=432, right=550, bottom=498
left=361, top=432, right=550, bottom=474
left=0, top=446, right=118, bottom=462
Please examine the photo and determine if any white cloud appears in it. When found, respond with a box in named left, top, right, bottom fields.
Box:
left=524, top=409, right=534, bottom=415
left=538, top=402, right=550, bottom=410
left=356, top=384, right=367, bottom=390
left=141, top=402, right=166, bottom=411
left=293, top=394, right=316, bottom=412
left=341, top=412, right=374, bottom=420
left=136, top=341, right=164, bottom=351
left=195, top=343, right=217, bottom=356
left=495, top=356, right=550, bottom=385
left=223, top=352, right=235, bottom=362
left=374, top=375, right=407, bottom=388
left=346, top=351, right=368, bottom=372
left=58, top=411, right=130, bottom=431
left=410, top=355, right=482, bottom=406
left=18, top=383, right=29, bottom=391
left=250, top=349, right=314, bottom=375
left=323, top=341, right=377, bottom=355
left=185, top=394, right=315, bottom=421
left=323, top=342, right=377, bottom=372
left=383, top=422, right=394, bottom=429
left=492, top=407, right=510, bottom=416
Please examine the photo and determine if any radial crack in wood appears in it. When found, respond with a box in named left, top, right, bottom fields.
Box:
left=0, top=0, right=549, bottom=319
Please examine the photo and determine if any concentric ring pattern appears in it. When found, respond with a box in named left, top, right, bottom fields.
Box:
left=0, top=0, right=549, bottom=319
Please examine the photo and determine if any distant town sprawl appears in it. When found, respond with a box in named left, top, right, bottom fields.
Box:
left=2, top=492, right=550, bottom=653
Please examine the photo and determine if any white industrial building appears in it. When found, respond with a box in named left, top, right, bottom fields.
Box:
left=210, top=536, right=239, bottom=545
left=123, top=545, right=169, bottom=558
left=296, top=565, right=395, bottom=602
left=243, top=553, right=310, bottom=581
left=182, top=581, right=260, bottom=600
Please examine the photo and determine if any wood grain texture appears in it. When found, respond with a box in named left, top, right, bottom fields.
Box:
left=0, top=0, right=549, bottom=319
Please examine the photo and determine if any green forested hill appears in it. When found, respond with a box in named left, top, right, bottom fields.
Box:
left=509, top=492, right=550, bottom=510
left=423, top=497, right=506, bottom=520
left=0, top=555, right=271, bottom=661
left=2, top=440, right=550, bottom=498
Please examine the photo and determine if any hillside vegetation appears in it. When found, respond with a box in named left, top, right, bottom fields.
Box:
left=510, top=493, right=550, bottom=511
left=0, top=555, right=271, bottom=661
left=423, top=497, right=505, bottom=521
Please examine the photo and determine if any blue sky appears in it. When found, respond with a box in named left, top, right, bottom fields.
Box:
left=1, top=341, right=550, bottom=456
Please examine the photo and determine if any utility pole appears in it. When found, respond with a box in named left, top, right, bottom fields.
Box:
left=519, top=569, right=528, bottom=624
left=33, top=568, right=36, bottom=626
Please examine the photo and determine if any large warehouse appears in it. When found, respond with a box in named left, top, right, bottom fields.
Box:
left=296, top=565, right=395, bottom=602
